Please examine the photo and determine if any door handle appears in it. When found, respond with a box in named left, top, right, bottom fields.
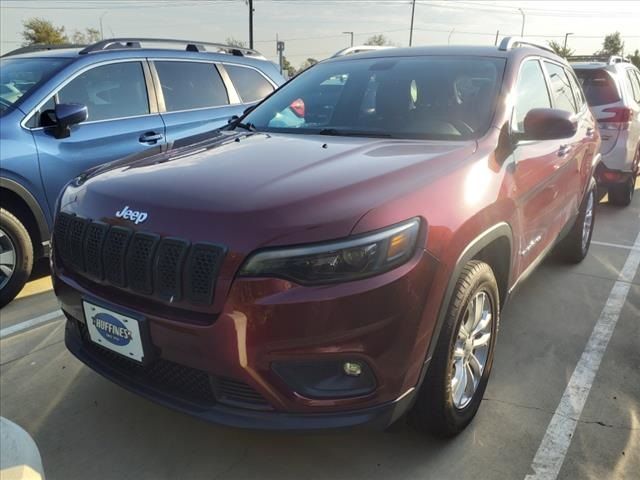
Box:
left=139, top=132, right=164, bottom=144
left=558, top=144, right=572, bottom=157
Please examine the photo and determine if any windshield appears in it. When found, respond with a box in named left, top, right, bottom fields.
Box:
left=243, top=56, right=505, bottom=140
left=574, top=68, right=621, bottom=107
left=0, top=57, right=71, bottom=113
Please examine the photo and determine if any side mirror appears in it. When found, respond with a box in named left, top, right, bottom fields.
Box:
left=522, top=108, right=577, bottom=141
left=53, top=103, right=88, bottom=139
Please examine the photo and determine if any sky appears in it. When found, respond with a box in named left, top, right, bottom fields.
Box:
left=1, top=0, right=639, bottom=67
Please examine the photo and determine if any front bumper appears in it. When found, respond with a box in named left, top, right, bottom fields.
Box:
left=64, top=317, right=415, bottom=430
left=55, top=248, right=439, bottom=430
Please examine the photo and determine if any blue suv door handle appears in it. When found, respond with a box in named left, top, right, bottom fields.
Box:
left=139, top=132, right=164, bottom=144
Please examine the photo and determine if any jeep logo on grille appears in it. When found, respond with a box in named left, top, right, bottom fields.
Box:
left=115, top=206, right=148, bottom=224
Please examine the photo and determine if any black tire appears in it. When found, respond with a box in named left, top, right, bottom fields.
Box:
left=408, top=261, right=499, bottom=437
left=608, top=177, right=635, bottom=207
left=556, top=183, right=596, bottom=263
left=0, top=209, right=33, bottom=308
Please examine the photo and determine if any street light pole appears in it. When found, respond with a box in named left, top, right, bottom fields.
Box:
left=248, top=0, right=254, bottom=49
left=564, top=32, right=574, bottom=50
left=343, top=31, right=354, bottom=47
left=518, top=7, right=525, bottom=38
left=409, top=0, right=416, bottom=46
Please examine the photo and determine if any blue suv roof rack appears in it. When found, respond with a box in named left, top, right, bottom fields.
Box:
left=78, top=38, right=265, bottom=59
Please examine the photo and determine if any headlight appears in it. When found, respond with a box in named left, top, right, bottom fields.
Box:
left=238, top=218, right=422, bottom=285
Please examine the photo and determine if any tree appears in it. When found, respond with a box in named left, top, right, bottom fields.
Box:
left=281, top=56, right=296, bottom=78
left=299, top=57, right=318, bottom=72
left=547, top=40, right=574, bottom=58
left=364, top=34, right=392, bottom=46
left=629, top=49, right=640, bottom=69
left=597, top=32, right=624, bottom=56
left=225, top=37, right=247, bottom=48
left=22, top=17, right=67, bottom=45
left=72, top=27, right=100, bottom=45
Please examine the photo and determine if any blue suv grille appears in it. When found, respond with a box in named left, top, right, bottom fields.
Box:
left=54, top=212, right=226, bottom=305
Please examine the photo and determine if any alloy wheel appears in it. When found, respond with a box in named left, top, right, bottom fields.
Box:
left=450, top=290, right=493, bottom=409
left=0, top=228, right=16, bottom=290
left=582, top=191, right=594, bottom=252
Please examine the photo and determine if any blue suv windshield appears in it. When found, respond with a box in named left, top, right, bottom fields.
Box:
left=243, top=56, right=506, bottom=140
left=0, top=57, right=71, bottom=114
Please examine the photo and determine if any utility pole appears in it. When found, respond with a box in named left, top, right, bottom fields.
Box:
left=518, top=7, right=525, bottom=38
left=409, top=0, right=416, bottom=46
left=494, top=30, right=499, bottom=46
left=277, top=35, right=285, bottom=76
left=564, top=32, right=573, bottom=50
left=343, top=31, right=354, bottom=47
left=248, top=0, right=254, bottom=49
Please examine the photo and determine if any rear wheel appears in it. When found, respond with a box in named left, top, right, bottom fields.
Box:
left=0, top=209, right=33, bottom=308
left=608, top=177, right=634, bottom=206
left=408, top=261, right=499, bottom=437
left=556, top=183, right=595, bottom=263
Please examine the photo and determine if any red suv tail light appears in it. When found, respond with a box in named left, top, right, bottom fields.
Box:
left=598, top=107, right=633, bottom=130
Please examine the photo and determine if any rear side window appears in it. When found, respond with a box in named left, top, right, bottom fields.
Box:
left=225, top=64, right=274, bottom=103
left=513, top=60, right=551, bottom=133
left=155, top=61, right=228, bottom=112
left=625, top=69, right=640, bottom=103
left=566, top=70, right=586, bottom=112
left=57, top=62, right=149, bottom=122
left=574, top=68, right=621, bottom=106
left=544, top=61, right=577, bottom=113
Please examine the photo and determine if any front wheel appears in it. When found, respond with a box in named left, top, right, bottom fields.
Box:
left=408, top=261, right=499, bottom=437
left=0, top=209, right=33, bottom=308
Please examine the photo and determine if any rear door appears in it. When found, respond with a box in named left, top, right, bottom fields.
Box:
left=151, top=60, right=243, bottom=149
left=30, top=60, right=166, bottom=216
left=542, top=60, right=591, bottom=216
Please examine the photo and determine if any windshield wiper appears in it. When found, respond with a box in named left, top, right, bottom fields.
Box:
left=317, top=128, right=391, bottom=138
left=234, top=121, right=256, bottom=132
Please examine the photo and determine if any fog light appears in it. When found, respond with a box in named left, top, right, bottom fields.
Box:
left=343, top=361, right=363, bottom=377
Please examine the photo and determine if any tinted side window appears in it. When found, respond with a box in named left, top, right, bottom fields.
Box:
left=544, top=61, right=577, bottom=113
left=155, top=61, right=228, bottom=112
left=625, top=69, right=640, bottom=103
left=225, top=65, right=274, bottom=103
left=566, top=70, right=586, bottom=111
left=57, top=62, right=149, bottom=122
left=513, top=60, right=551, bottom=132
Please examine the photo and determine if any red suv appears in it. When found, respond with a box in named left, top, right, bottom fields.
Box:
left=53, top=38, right=600, bottom=436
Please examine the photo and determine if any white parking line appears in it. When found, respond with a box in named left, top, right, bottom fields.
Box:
left=0, top=310, right=64, bottom=339
left=591, top=240, right=640, bottom=251
left=525, top=230, right=640, bottom=480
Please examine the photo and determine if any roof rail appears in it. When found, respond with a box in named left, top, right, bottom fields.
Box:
left=498, top=36, right=555, bottom=55
left=78, top=38, right=265, bottom=59
left=2, top=43, right=84, bottom=57
left=331, top=45, right=395, bottom=57
left=567, top=54, right=629, bottom=65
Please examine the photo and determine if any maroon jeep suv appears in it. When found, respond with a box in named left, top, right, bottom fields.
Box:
left=53, top=38, right=600, bottom=436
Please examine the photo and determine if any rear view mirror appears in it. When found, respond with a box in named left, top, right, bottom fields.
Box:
left=54, top=103, right=88, bottom=139
left=522, top=108, right=577, bottom=141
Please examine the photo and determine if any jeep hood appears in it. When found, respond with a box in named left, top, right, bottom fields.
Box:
left=61, top=132, right=475, bottom=251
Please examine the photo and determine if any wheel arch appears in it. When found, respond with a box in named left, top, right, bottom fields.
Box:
left=0, top=178, right=50, bottom=258
left=414, top=222, right=513, bottom=393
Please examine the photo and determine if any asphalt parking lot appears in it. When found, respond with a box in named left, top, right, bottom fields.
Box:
left=1, top=185, right=638, bottom=480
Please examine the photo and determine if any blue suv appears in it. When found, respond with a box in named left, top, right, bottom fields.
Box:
left=0, top=38, right=284, bottom=306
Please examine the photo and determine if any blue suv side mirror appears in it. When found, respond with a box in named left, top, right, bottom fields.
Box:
left=54, top=103, right=88, bottom=139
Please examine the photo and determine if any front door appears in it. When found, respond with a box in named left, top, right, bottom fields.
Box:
left=30, top=60, right=166, bottom=216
